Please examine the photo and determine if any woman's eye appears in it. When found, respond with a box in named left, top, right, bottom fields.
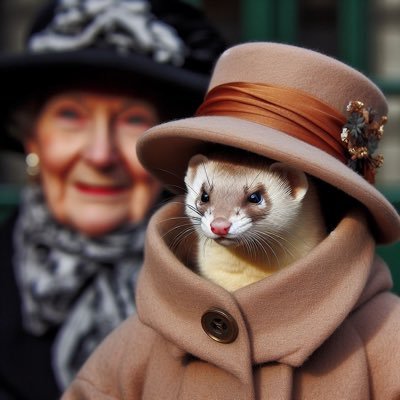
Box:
left=201, top=191, right=209, bottom=203
left=126, top=115, right=147, bottom=125
left=248, top=191, right=262, bottom=204
left=122, top=113, right=154, bottom=127
left=57, top=108, right=81, bottom=120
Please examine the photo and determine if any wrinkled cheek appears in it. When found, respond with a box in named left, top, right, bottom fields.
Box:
left=131, top=157, right=158, bottom=183
left=128, top=178, right=162, bottom=223
left=36, top=149, right=71, bottom=222
left=38, top=144, right=75, bottom=183
left=138, top=167, right=154, bottom=182
left=39, top=171, right=67, bottom=224
left=38, top=156, right=69, bottom=199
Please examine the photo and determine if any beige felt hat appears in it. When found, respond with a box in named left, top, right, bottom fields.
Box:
left=137, top=42, right=400, bottom=244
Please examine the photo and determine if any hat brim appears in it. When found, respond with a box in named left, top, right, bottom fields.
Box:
left=0, top=49, right=209, bottom=92
left=137, top=115, right=400, bottom=244
left=0, top=49, right=209, bottom=151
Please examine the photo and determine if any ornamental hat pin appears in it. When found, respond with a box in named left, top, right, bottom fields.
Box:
left=137, top=42, right=400, bottom=244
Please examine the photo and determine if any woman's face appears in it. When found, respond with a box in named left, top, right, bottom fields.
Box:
left=26, top=90, right=161, bottom=236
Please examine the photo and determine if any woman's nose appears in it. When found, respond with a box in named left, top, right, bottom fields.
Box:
left=83, top=117, right=118, bottom=167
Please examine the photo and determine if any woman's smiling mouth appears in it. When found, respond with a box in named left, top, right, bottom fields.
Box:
left=74, top=182, right=130, bottom=196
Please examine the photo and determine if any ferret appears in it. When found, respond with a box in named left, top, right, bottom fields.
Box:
left=184, top=150, right=327, bottom=292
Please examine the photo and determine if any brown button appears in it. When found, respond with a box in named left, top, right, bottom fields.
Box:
left=201, top=308, right=238, bottom=344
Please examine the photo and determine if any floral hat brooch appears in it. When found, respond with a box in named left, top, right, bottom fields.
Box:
left=341, top=100, right=387, bottom=184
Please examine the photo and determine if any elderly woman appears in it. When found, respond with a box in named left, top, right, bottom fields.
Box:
left=0, top=0, right=225, bottom=399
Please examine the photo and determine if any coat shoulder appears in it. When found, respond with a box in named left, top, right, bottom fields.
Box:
left=62, top=314, right=157, bottom=400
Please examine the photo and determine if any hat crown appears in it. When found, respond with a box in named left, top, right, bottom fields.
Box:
left=28, top=0, right=186, bottom=66
left=26, top=0, right=225, bottom=74
left=208, top=43, right=387, bottom=117
left=136, top=42, right=400, bottom=243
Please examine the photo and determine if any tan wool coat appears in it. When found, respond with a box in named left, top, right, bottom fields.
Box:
left=62, top=202, right=400, bottom=400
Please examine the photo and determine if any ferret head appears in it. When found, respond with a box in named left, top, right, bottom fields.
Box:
left=184, top=152, right=310, bottom=248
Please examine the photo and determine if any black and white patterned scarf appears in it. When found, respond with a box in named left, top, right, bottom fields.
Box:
left=13, top=185, right=146, bottom=389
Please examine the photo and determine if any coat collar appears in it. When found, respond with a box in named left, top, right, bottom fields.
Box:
left=136, top=200, right=392, bottom=376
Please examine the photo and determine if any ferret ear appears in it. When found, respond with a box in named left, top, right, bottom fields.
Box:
left=188, top=154, right=208, bottom=169
left=185, top=154, right=208, bottom=185
left=270, top=162, right=308, bottom=201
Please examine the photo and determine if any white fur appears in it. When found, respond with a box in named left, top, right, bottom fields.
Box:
left=184, top=154, right=326, bottom=292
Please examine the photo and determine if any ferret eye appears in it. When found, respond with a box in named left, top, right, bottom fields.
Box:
left=201, top=191, right=209, bottom=203
left=248, top=191, right=262, bottom=204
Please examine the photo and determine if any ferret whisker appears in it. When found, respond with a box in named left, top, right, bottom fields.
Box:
left=199, top=237, right=214, bottom=260
left=184, top=202, right=198, bottom=211
left=250, top=231, right=281, bottom=267
left=185, top=183, right=200, bottom=197
left=257, top=230, right=289, bottom=250
left=158, top=215, right=194, bottom=227
left=168, top=226, right=197, bottom=252
left=164, top=223, right=195, bottom=236
left=161, top=222, right=196, bottom=241
left=245, top=232, right=268, bottom=258
left=247, top=234, right=274, bottom=266
left=243, top=236, right=261, bottom=263
left=253, top=227, right=294, bottom=250
left=159, top=199, right=191, bottom=211
left=200, top=162, right=213, bottom=190
left=241, top=236, right=253, bottom=258
left=152, top=167, right=194, bottom=194
left=153, top=198, right=171, bottom=209
left=258, top=236, right=279, bottom=266
left=256, top=228, right=300, bottom=259
left=164, top=183, right=188, bottom=193
left=161, top=215, right=191, bottom=222
left=243, top=235, right=260, bottom=261
left=185, top=204, right=202, bottom=217
left=162, top=226, right=195, bottom=244
left=280, top=226, right=320, bottom=251
left=165, top=199, right=186, bottom=205
left=247, top=170, right=263, bottom=193
left=272, top=233, right=301, bottom=263
left=253, top=229, right=294, bottom=262
left=238, top=236, right=251, bottom=257
left=154, top=167, right=182, bottom=179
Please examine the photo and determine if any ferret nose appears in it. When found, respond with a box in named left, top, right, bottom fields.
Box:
left=210, top=218, right=231, bottom=236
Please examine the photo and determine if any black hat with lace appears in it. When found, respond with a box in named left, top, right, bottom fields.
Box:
left=0, top=0, right=226, bottom=151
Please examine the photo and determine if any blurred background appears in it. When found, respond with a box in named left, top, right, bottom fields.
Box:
left=0, top=0, right=399, bottom=290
